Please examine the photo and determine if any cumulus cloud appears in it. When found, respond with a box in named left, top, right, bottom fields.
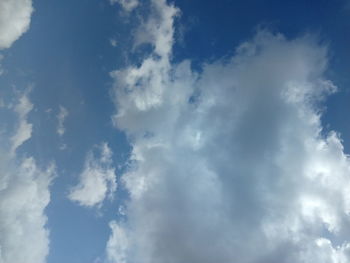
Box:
left=110, top=0, right=139, bottom=12
left=56, top=105, right=68, bottom=136
left=106, top=1, right=350, bottom=263
left=0, top=0, right=33, bottom=49
left=0, top=91, right=55, bottom=263
left=68, top=143, right=117, bottom=208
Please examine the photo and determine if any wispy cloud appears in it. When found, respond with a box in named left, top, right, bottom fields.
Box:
left=110, top=38, right=118, bottom=47
left=56, top=105, right=68, bottom=137
left=110, top=0, right=139, bottom=12
left=10, top=90, right=33, bottom=155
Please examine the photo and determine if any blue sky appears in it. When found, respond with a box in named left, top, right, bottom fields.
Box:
left=1, top=0, right=350, bottom=263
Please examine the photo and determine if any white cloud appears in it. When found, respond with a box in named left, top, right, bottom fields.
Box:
left=0, top=91, right=55, bottom=263
left=0, top=157, right=54, bottom=263
left=132, top=0, right=178, bottom=58
left=110, top=0, right=139, bottom=12
left=68, top=143, right=117, bottom=208
left=56, top=105, right=68, bottom=136
left=10, top=90, right=33, bottom=155
left=0, top=0, right=33, bottom=49
left=110, top=38, right=118, bottom=47
left=106, top=221, right=129, bottom=263
left=107, top=1, right=350, bottom=263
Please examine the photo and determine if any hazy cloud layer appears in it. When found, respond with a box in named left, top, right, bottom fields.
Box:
left=0, top=0, right=33, bottom=49
left=68, top=143, right=117, bottom=208
left=107, top=0, right=350, bottom=262
left=0, top=91, right=54, bottom=263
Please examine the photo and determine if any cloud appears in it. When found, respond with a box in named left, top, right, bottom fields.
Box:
left=107, top=1, right=350, bottom=263
left=10, top=89, right=33, bottom=155
left=110, top=38, right=118, bottom=47
left=110, top=0, right=139, bottom=12
left=0, top=0, right=33, bottom=49
left=56, top=105, right=68, bottom=136
left=68, top=143, right=117, bottom=208
left=0, top=157, right=55, bottom=263
left=106, top=221, right=129, bottom=263
left=0, top=91, right=55, bottom=263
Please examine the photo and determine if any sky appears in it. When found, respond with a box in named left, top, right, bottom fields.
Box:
left=1, top=0, right=350, bottom=262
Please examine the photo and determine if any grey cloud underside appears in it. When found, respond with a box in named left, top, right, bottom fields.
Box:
left=107, top=0, right=350, bottom=262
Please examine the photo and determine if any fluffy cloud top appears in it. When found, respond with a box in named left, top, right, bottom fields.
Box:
left=68, top=143, right=117, bottom=208
left=0, top=0, right=33, bottom=49
left=0, top=91, right=54, bottom=263
left=107, top=0, right=350, bottom=263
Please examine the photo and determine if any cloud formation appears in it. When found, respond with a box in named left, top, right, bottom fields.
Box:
left=57, top=105, right=68, bottom=137
left=106, top=221, right=129, bottom=263
left=107, top=0, right=350, bottom=262
left=0, top=91, right=54, bottom=263
left=0, top=0, right=33, bottom=49
left=0, top=157, right=54, bottom=263
left=68, top=143, right=117, bottom=208
left=10, top=90, right=33, bottom=155
left=110, top=0, right=139, bottom=12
